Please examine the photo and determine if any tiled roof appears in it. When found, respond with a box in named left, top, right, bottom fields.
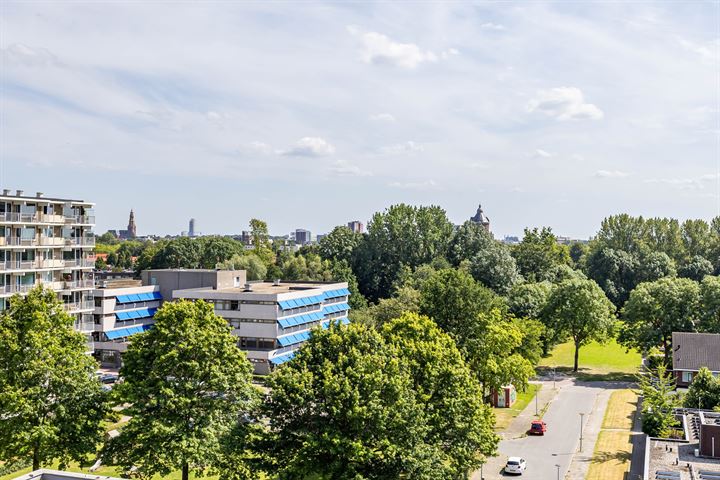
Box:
left=672, top=332, right=720, bottom=372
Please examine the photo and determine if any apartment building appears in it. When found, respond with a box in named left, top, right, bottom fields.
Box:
left=141, top=269, right=350, bottom=374
left=92, top=280, right=163, bottom=367
left=0, top=189, right=95, bottom=346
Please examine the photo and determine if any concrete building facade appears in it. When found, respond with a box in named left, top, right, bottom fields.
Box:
left=0, top=190, right=96, bottom=347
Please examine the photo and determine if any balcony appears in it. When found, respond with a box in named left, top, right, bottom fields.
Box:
left=0, top=212, right=67, bottom=224
left=62, top=300, right=95, bottom=312
left=0, top=260, right=38, bottom=271
left=64, top=215, right=95, bottom=225
left=64, top=237, right=96, bottom=247
left=1, top=284, right=38, bottom=295
left=73, top=320, right=96, bottom=332
left=63, top=279, right=94, bottom=290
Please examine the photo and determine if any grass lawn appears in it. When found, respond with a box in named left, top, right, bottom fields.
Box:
left=602, top=389, right=638, bottom=430
left=493, top=384, right=542, bottom=431
left=538, top=339, right=641, bottom=381
left=585, top=431, right=633, bottom=480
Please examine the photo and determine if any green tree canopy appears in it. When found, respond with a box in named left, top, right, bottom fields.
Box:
left=638, top=364, right=680, bottom=437
left=217, top=253, right=268, bottom=281
left=620, top=277, right=700, bottom=362
left=469, top=241, right=522, bottom=294
left=511, top=227, right=571, bottom=282
left=198, top=237, right=242, bottom=269
left=261, top=317, right=498, bottom=479
left=699, top=276, right=720, bottom=333
left=105, top=300, right=257, bottom=480
left=0, top=287, right=108, bottom=470
left=355, top=204, right=454, bottom=301
left=447, top=220, right=494, bottom=266
left=317, top=225, right=362, bottom=264
left=543, top=278, right=616, bottom=371
left=678, top=255, right=714, bottom=282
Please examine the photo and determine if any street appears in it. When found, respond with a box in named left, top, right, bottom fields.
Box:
left=476, top=380, right=614, bottom=480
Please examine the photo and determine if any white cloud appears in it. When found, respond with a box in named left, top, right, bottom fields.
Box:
left=348, top=26, right=445, bottom=69
left=388, top=179, right=438, bottom=189
left=329, top=160, right=372, bottom=177
left=370, top=113, right=396, bottom=122
left=1, top=43, right=58, bottom=67
left=644, top=174, right=718, bottom=190
left=534, top=149, right=553, bottom=158
left=246, top=141, right=274, bottom=155
left=480, top=22, right=505, bottom=31
left=527, top=87, right=604, bottom=121
left=595, top=170, right=630, bottom=178
left=283, top=137, right=336, bottom=157
left=381, top=141, right=424, bottom=154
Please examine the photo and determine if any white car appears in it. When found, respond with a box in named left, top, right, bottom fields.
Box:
left=504, top=457, right=527, bottom=475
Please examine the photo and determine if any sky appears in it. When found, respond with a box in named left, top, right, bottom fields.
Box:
left=1, top=1, right=718, bottom=239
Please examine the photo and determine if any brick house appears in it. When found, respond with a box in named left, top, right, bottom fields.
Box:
left=671, top=332, right=720, bottom=388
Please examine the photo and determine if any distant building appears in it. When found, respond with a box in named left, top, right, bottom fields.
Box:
left=189, top=218, right=196, bottom=237
left=316, top=234, right=327, bottom=242
left=240, top=230, right=252, bottom=245
left=347, top=221, right=364, bottom=233
left=118, top=209, right=137, bottom=239
left=503, top=236, right=520, bottom=245
left=15, top=469, right=125, bottom=480
left=470, top=204, right=490, bottom=232
left=295, top=229, right=311, bottom=245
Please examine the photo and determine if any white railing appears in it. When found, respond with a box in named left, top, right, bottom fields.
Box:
left=1, top=284, right=37, bottom=294
left=0, top=212, right=68, bottom=224
left=63, top=279, right=94, bottom=289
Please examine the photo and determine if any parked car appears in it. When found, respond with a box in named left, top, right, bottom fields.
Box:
left=504, top=457, right=527, bottom=475
left=529, top=420, right=547, bottom=435
left=100, top=373, right=119, bottom=384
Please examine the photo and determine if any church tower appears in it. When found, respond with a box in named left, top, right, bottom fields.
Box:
left=127, top=209, right=137, bottom=238
left=470, top=204, right=491, bottom=232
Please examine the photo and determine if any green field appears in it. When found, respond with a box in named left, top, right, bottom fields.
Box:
left=493, top=384, right=542, bottom=431
left=538, top=339, right=641, bottom=381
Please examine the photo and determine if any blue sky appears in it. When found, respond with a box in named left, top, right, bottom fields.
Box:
left=1, top=1, right=718, bottom=238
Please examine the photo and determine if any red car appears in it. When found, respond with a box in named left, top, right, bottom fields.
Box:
left=529, top=420, right=547, bottom=435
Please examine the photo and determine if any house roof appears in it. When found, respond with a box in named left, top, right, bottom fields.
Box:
left=672, top=332, right=720, bottom=372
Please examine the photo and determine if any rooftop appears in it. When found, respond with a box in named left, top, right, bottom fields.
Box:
left=13, top=469, right=123, bottom=480
left=0, top=190, right=94, bottom=206
left=672, top=332, right=720, bottom=372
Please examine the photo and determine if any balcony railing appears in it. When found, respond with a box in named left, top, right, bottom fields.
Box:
left=63, top=300, right=95, bottom=312
left=64, top=237, right=95, bottom=247
left=73, top=320, right=96, bottom=332
left=0, top=258, right=93, bottom=271
left=1, top=284, right=37, bottom=295
left=64, top=215, right=95, bottom=225
left=63, top=279, right=94, bottom=290
left=0, top=212, right=70, bottom=224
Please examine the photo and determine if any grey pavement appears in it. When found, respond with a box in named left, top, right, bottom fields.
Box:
left=473, top=380, right=627, bottom=480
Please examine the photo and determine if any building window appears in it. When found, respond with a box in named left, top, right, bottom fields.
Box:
left=682, top=371, right=693, bottom=383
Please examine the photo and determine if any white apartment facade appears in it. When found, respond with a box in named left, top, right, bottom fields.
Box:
left=0, top=190, right=95, bottom=346
left=92, top=282, right=163, bottom=366
left=171, top=278, right=350, bottom=374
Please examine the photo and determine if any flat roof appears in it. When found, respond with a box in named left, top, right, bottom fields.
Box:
left=13, top=469, right=123, bottom=480
left=0, top=194, right=94, bottom=206
left=175, top=281, right=348, bottom=299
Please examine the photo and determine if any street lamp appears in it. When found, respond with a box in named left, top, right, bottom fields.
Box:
left=535, top=383, right=539, bottom=416
left=579, top=412, right=586, bottom=452
left=552, top=366, right=556, bottom=389
left=555, top=463, right=561, bottom=480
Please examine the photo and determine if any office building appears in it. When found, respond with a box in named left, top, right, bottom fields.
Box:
left=347, top=221, right=364, bottom=233
left=142, top=269, right=350, bottom=374
left=295, top=229, right=311, bottom=245
left=0, top=189, right=96, bottom=347
left=92, top=280, right=163, bottom=367
left=189, top=218, right=196, bottom=237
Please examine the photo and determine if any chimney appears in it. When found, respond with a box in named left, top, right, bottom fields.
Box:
left=16, top=190, right=23, bottom=197
left=273, top=279, right=281, bottom=286
left=36, top=192, right=44, bottom=198
left=244, top=283, right=253, bottom=292
left=2, top=189, right=10, bottom=195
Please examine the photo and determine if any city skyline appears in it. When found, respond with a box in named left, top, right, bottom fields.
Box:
left=2, top=2, right=718, bottom=238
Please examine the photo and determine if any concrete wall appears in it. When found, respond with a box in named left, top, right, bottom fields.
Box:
left=141, top=269, right=246, bottom=301
left=700, top=423, right=720, bottom=458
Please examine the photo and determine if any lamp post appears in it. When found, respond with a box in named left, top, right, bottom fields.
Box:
left=579, top=412, right=586, bottom=452
left=555, top=463, right=561, bottom=480
left=535, top=383, right=539, bottom=416
left=552, top=366, right=556, bottom=389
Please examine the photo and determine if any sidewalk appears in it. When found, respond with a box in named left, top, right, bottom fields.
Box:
left=564, top=387, right=613, bottom=479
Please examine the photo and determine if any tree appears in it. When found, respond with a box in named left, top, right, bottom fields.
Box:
left=447, top=220, right=494, bottom=266
left=584, top=247, right=638, bottom=308
left=249, top=218, right=274, bottom=265
left=569, top=241, right=589, bottom=267
left=636, top=250, right=676, bottom=283
left=105, top=300, right=256, bottom=480
left=543, top=279, right=616, bottom=371
left=154, top=237, right=202, bottom=269
left=95, top=255, right=108, bottom=270
left=361, top=285, right=421, bottom=327
left=199, top=237, right=241, bottom=269
left=261, top=319, right=498, bottom=479
left=699, top=276, right=720, bottom=333
left=469, top=242, right=522, bottom=294
left=684, top=367, right=720, bottom=411
left=621, top=277, right=700, bottom=363
left=354, top=204, right=454, bottom=301
left=218, top=253, right=268, bottom=281
left=678, top=255, right=714, bottom=282
left=507, top=281, right=555, bottom=354
left=329, top=260, right=368, bottom=310
left=511, top=227, right=571, bottom=282
left=419, top=268, right=505, bottom=338
left=0, top=287, right=108, bottom=470
left=317, top=226, right=361, bottom=264
left=638, top=364, right=680, bottom=437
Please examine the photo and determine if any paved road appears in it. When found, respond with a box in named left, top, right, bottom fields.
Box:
left=477, top=381, right=610, bottom=480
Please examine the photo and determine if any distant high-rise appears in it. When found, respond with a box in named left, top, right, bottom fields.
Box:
left=470, top=204, right=491, bottom=232
left=189, top=218, right=196, bottom=237
left=119, top=209, right=137, bottom=239
left=295, top=229, right=311, bottom=245
left=347, top=221, right=364, bottom=233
